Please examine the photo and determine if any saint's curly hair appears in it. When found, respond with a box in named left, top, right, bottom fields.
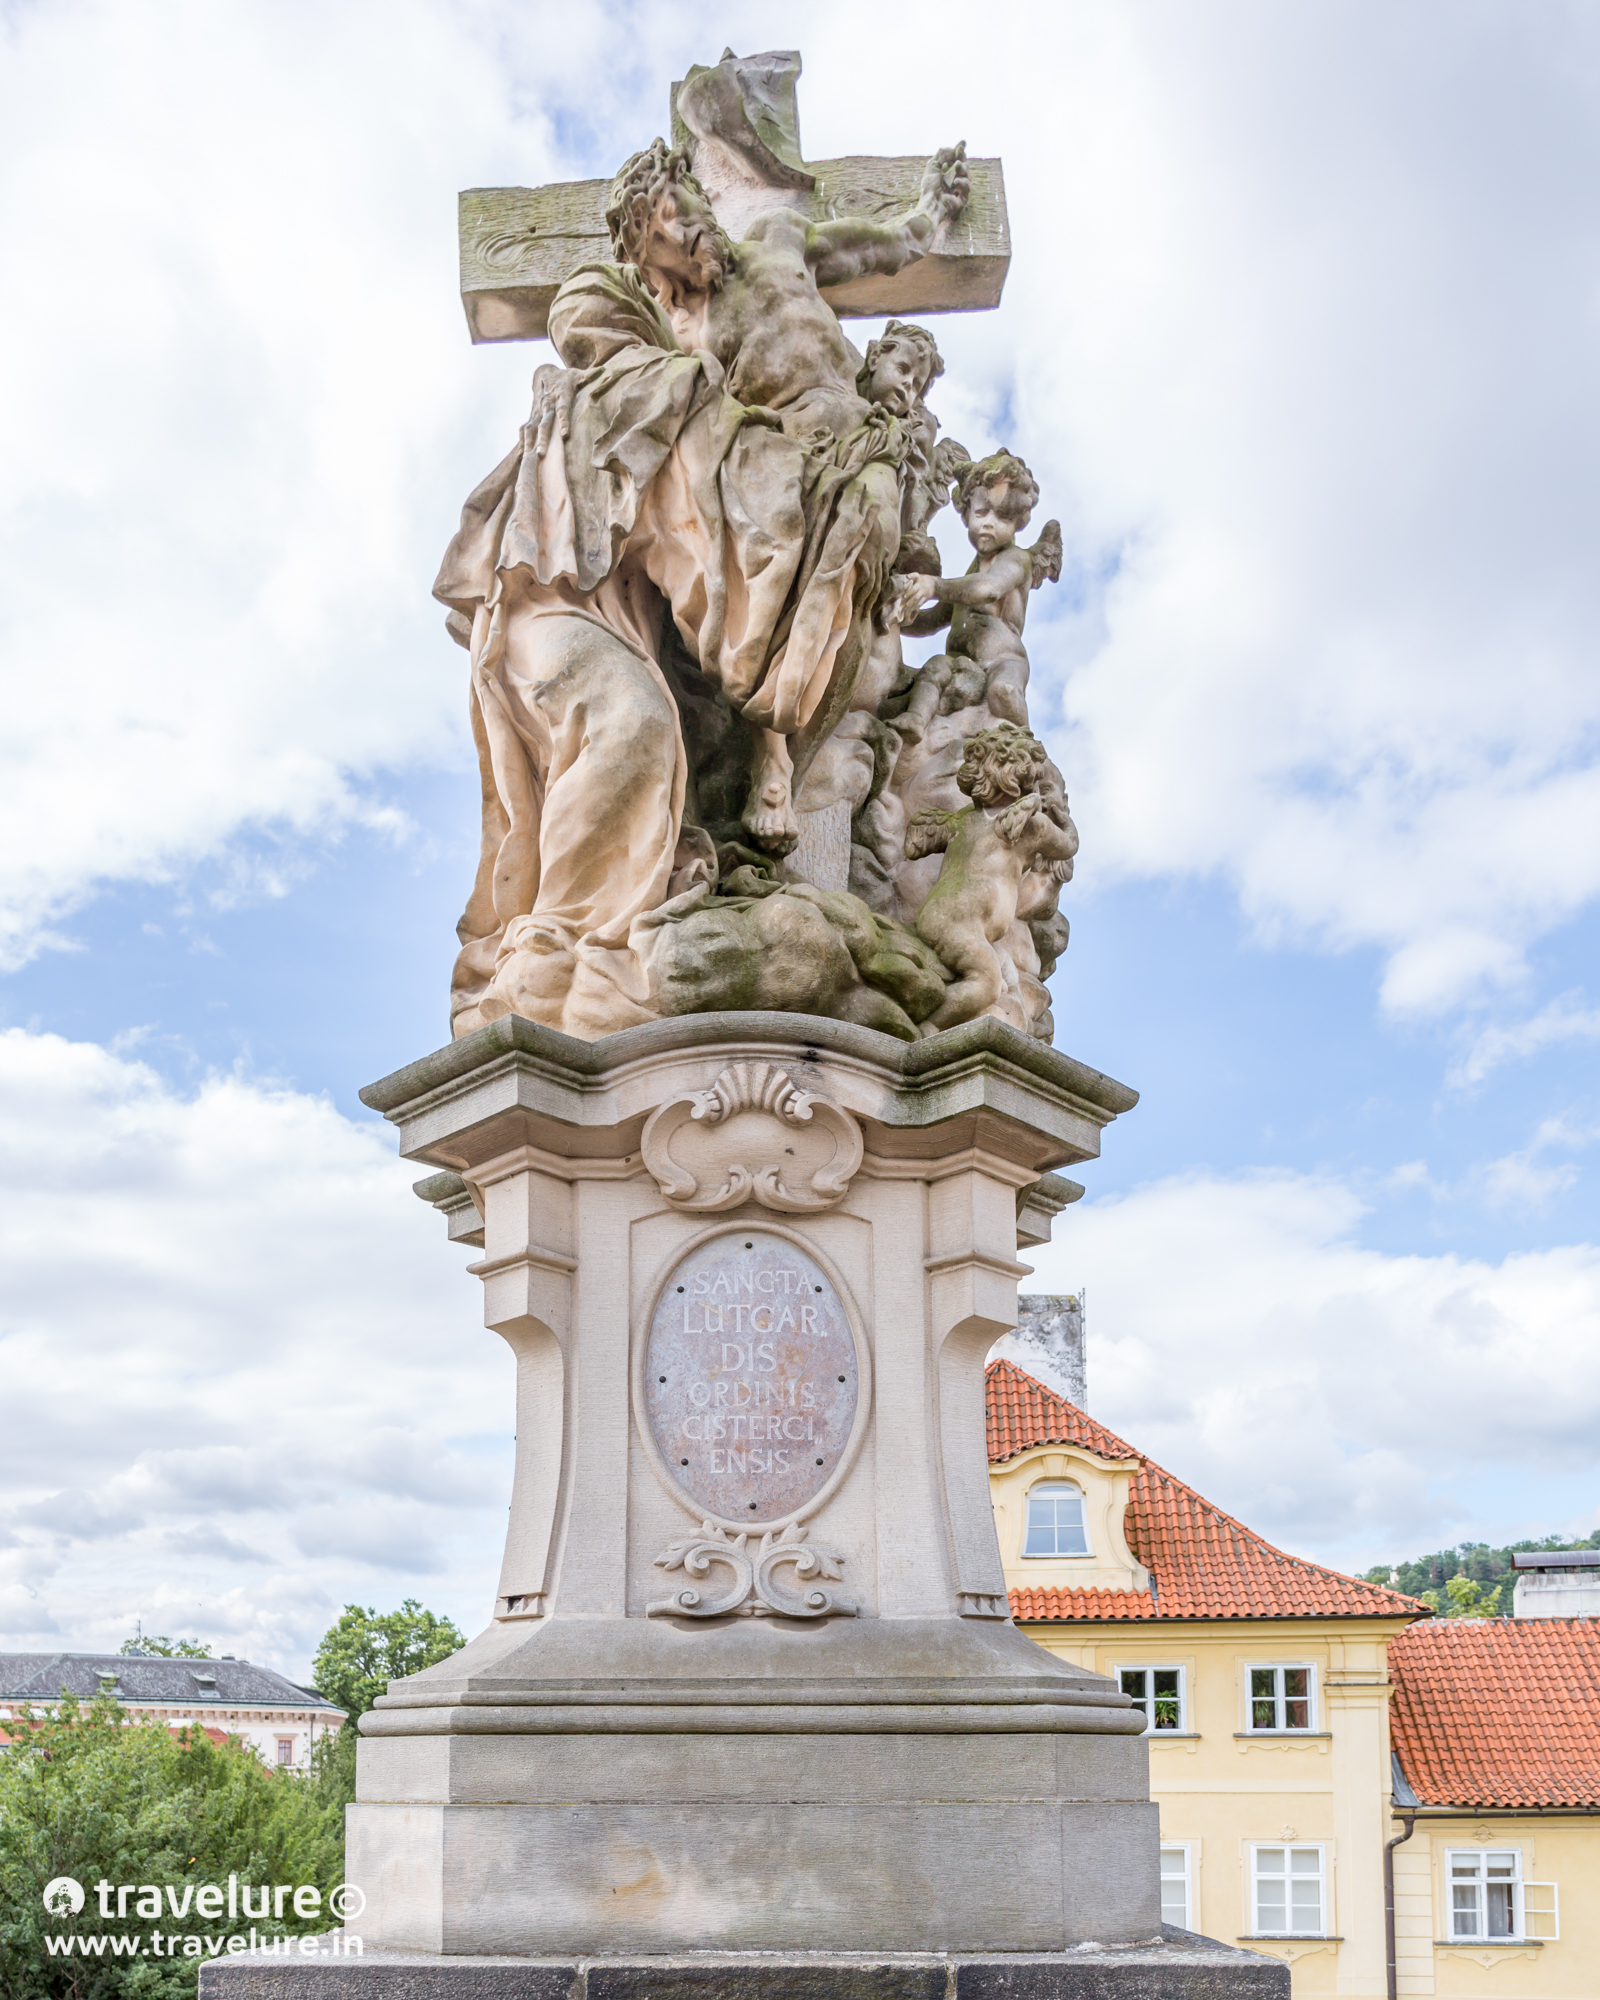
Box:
left=956, top=722, right=1049, bottom=805
left=606, top=138, right=724, bottom=270
left=856, top=320, right=945, bottom=401
left=954, top=448, right=1040, bottom=526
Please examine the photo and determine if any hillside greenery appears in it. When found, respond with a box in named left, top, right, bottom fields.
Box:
left=1364, top=1531, right=1600, bottom=1617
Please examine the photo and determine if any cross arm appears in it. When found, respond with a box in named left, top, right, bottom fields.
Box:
left=458, top=155, right=1009, bottom=344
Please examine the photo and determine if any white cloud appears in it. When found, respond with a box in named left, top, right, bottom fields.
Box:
left=0, top=1027, right=509, bottom=1674
left=0, top=0, right=657, bottom=965
left=1479, top=1114, right=1599, bottom=1210
left=1451, top=993, right=1600, bottom=1088
left=5, top=1, right=1600, bottom=1013
left=1023, top=1167, right=1600, bottom=1563
left=992, top=4, right=1600, bottom=1013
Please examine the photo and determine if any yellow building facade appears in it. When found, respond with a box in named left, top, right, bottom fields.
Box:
left=985, top=1360, right=1600, bottom=2000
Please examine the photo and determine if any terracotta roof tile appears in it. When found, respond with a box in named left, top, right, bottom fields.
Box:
left=1390, top=1618, right=1600, bottom=1809
left=987, top=1359, right=1425, bottom=1624
left=988, top=1358, right=1139, bottom=1465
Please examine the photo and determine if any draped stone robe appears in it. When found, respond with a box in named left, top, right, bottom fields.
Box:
left=433, top=262, right=906, bottom=1040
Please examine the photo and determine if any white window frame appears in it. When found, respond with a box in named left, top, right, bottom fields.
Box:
left=1117, top=1663, right=1187, bottom=1733
left=1524, top=1881, right=1561, bottom=1941
left=1021, top=1478, right=1092, bottom=1559
left=275, top=1736, right=295, bottom=1766
left=1249, top=1841, right=1329, bottom=1938
left=1244, top=1661, right=1317, bottom=1732
left=1159, top=1842, right=1195, bottom=1931
left=1445, top=1848, right=1550, bottom=1942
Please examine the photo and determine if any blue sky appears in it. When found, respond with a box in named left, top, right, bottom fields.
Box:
left=2, top=0, right=1598, bottom=1672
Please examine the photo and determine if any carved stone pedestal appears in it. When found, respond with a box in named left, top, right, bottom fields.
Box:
left=201, top=1010, right=1272, bottom=1976
left=324, top=1013, right=1158, bottom=1957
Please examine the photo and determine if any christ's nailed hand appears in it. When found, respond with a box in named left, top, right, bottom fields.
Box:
left=921, top=144, right=970, bottom=226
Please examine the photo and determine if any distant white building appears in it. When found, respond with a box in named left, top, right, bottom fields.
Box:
left=0, top=1651, right=344, bottom=1767
left=1512, top=1550, right=1600, bottom=1619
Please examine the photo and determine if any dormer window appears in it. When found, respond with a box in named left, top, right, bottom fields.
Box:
left=1023, top=1480, right=1091, bottom=1557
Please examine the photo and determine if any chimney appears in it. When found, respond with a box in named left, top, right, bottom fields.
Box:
left=1011, top=1293, right=1086, bottom=1409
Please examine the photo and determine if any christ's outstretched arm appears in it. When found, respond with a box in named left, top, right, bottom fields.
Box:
left=807, top=146, right=970, bottom=289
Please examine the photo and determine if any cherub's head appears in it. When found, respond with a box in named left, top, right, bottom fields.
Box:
left=607, top=139, right=733, bottom=302
left=956, top=722, right=1050, bottom=806
left=856, top=320, right=944, bottom=418
left=954, top=450, right=1040, bottom=554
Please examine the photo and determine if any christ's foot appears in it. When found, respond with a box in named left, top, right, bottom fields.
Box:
left=742, top=764, right=801, bottom=855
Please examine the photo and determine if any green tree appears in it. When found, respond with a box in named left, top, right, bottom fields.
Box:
left=1364, top=1530, right=1600, bottom=1605
left=310, top=1601, right=464, bottom=1724
left=0, top=1693, right=344, bottom=1999
left=117, top=1636, right=210, bottom=1659
left=1419, top=1573, right=1503, bottom=1619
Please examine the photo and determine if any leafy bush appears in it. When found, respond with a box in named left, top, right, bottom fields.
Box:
left=0, top=1695, right=344, bottom=1999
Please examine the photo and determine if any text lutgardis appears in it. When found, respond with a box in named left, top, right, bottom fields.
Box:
left=681, top=1300, right=820, bottom=1337
left=645, top=1231, right=856, bottom=1520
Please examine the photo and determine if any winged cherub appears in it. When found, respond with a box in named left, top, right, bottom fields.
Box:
left=906, top=723, right=1078, bottom=1032
left=893, top=449, right=1062, bottom=740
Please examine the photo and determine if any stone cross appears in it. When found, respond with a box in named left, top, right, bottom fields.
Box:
left=458, top=47, right=1010, bottom=342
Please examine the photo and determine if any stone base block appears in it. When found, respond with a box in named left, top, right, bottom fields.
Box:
left=345, top=1795, right=1160, bottom=1955
left=200, top=1935, right=1289, bottom=2000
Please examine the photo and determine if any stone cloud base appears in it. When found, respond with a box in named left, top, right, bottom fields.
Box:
left=199, top=1937, right=1289, bottom=2000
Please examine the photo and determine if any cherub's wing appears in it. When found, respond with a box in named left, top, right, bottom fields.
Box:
left=1029, top=519, right=1063, bottom=590
left=904, top=809, right=958, bottom=862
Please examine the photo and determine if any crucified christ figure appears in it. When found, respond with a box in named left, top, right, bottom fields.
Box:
left=434, top=136, right=968, bottom=1038
left=539, top=137, right=970, bottom=850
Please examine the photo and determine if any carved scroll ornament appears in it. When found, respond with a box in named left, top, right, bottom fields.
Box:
left=648, top=1519, right=857, bottom=1619
left=641, top=1061, right=863, bottom=1214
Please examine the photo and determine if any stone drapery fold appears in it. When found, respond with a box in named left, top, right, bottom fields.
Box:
left=432, top=261, right=907, bottom=1039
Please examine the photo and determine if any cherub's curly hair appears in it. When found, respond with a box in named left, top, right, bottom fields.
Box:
left=956, top=722, right=1049, bottom=805
left=954, top=449, right=1040, bottom=526
left=856, top=319, right=945, bottom=400
left=605, top=138, right=725, bottom=270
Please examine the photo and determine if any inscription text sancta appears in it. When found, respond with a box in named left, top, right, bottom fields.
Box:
left=645, top=1231, right=858, bottom=1525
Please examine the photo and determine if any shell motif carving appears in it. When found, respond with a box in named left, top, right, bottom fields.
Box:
left=640, top=1061, right=863, bottom=1214
left=647, top=1520, right=857, bottom=1620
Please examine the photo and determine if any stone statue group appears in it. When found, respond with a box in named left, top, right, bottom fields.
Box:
left=435, top=95, right=1076, bottom=1047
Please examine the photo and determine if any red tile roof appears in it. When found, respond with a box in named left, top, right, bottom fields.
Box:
left=988, top=1358, right=1140, bottom=1466
left=987, top=1359, right=1425, bottom=1624
left=1390, top=1618, right=1600, bottom=1809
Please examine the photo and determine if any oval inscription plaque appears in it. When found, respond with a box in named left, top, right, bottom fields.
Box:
left=645, top=1230, right=858, bottom=1525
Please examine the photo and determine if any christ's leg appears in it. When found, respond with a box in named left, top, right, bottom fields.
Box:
left=742, top=725, right=800, bottom=854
